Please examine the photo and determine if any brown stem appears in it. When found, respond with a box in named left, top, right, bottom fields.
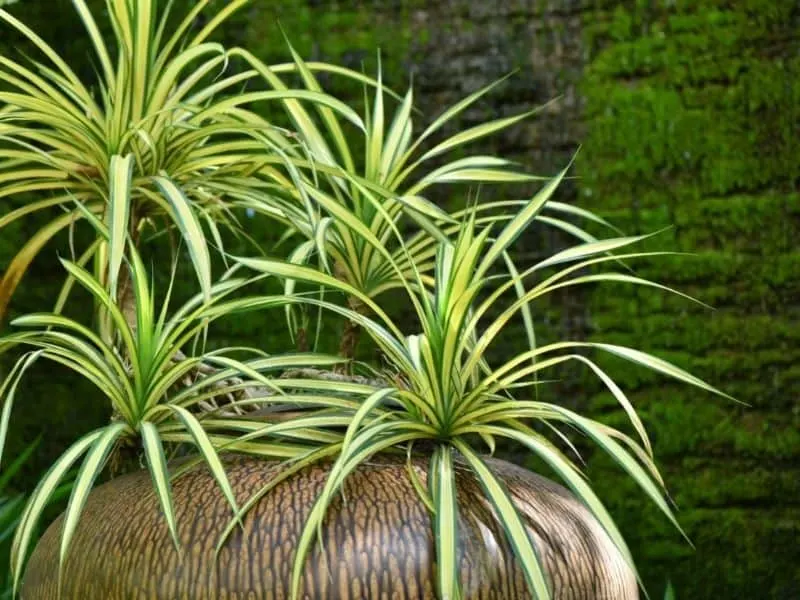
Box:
left=117, top=267, right=137, bottom=336
left=338, top=318, right=361, bottom=362
left=115, top=216, right=142, bottom=336
left=336, top=295, right=367, bottom=372
left=295, top=327, right=308, bottom=352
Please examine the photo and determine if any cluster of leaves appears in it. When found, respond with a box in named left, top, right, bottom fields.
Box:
left=0, top=1, right=730, bottom=599
left=0, top=440, right=71, bottom=600
left=0, top=442, right=31, bottom=600
left=231, top=174, right=729, bottom=599
left=0, top=0, right=369, bottom=324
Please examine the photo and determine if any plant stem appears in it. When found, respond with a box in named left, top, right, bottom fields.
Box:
left=336, top=295, right=366, bottom=370
left=295, top=327, right=308, bottom=352
left=116, top=214, right=142, bottom=336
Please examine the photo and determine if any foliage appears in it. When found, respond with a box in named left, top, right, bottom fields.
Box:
left=0, top=440, right=72, bottom=600
left=243, top=46, right=541, bottom=295
left=234, top=46, right=619, bottom=356
left=664, top=580, right=675, bottom=600
left=0, top=0, right=363, bottom=324
left=0, top=1, right=736, bottom=599
left=233, top=172, right=729, bottom=599
left=0, top=177, right=731, bottom=600
left=0, top=441, right=33, bottom=599
left=0, top=0, right=578, bottom=358
left=0, top=244, right=372, bottom=594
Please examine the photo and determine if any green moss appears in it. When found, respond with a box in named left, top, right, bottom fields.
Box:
left=241, top=0, right=418, bottom=86
left=671, top=459, right=800, bottom=506
left=580, top=0, right=799, bottom=596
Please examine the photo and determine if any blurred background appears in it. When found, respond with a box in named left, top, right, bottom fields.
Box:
left=1, top=1, right=798, bottom=598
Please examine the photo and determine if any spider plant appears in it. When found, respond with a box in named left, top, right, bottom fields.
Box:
left=0, top=0, right=365, bottom=327
left=232, top=170, right=730, bottom=599
left=0, top=241, right=371, bottom=595
left=227, top=43, right=611, bottom=359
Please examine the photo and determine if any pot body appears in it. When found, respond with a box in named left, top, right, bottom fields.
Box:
left=22, top=455, right=637, bottom=599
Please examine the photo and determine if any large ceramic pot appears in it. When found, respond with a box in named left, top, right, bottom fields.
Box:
left=22, top=455, right=637, bottom=599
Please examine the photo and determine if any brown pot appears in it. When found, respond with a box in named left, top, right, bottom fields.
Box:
left=22, top=454, right=637, bottom=599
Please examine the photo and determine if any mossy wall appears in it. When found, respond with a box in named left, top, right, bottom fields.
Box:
left=578, top=1, right=800, bottom=598
left=1, top=1, right=798, bottom=597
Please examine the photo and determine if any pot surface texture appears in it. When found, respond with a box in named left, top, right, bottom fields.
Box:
left=22, top=454, right=637, bottom=599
